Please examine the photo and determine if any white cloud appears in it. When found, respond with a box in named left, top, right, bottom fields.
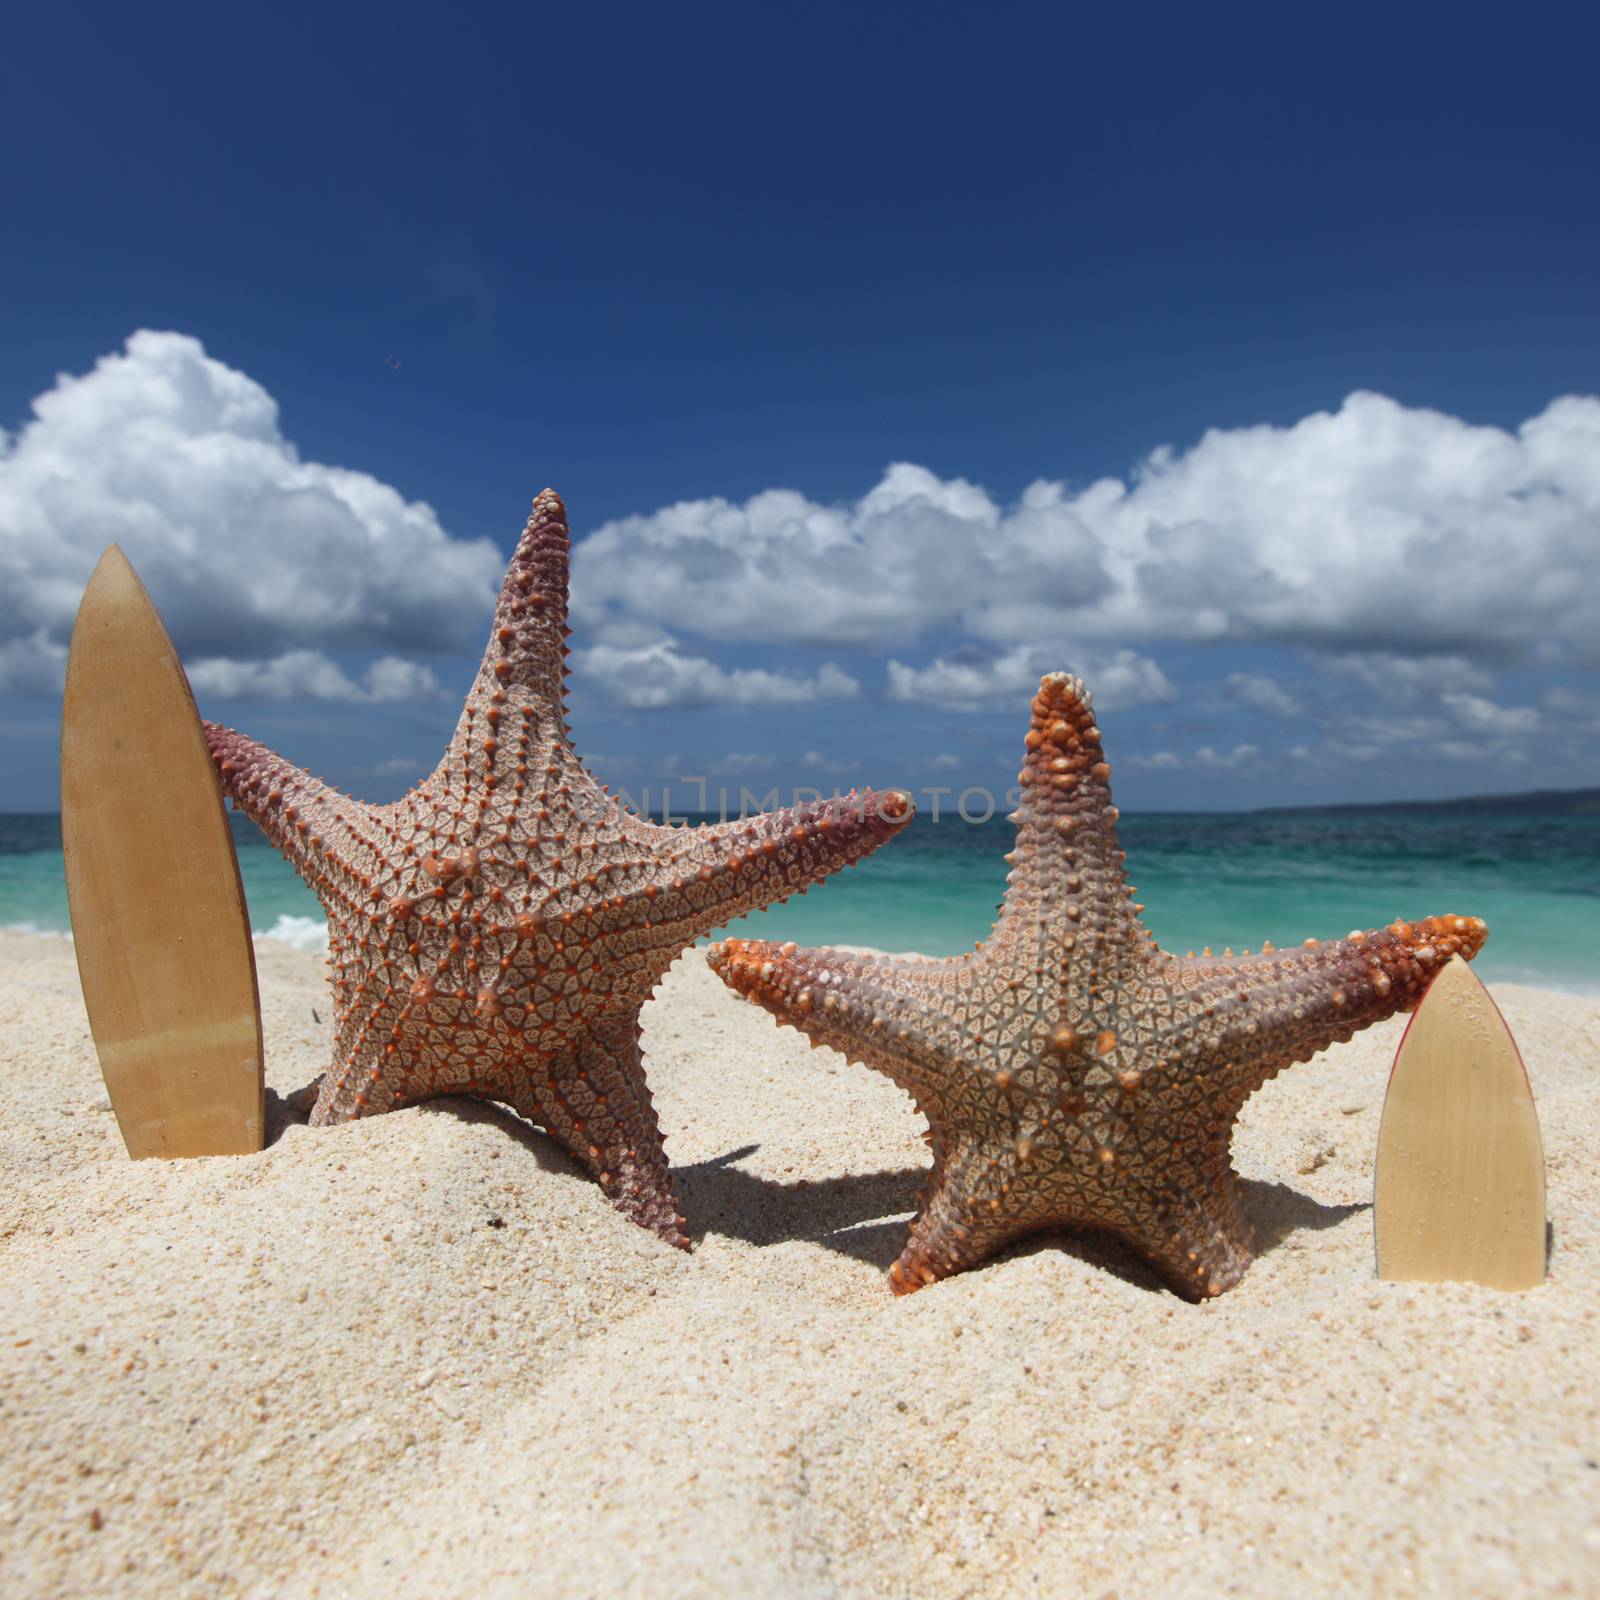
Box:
left=573, top=637, right=859, bottom=710
left=1326, top=651, right=1493, bottom=700
left=362, top=655, right=449, bottom=702
left=801, top=749, right=862, bottom=773
left=885, top=645, right=1174, bottom=711
left=1440, top=692, right=1539, bottom=737
left=1294, top=692, right=1544, bottom=769
left=0, top=331, right=502, bottom=694
left=924, top=753, right=963, bottom=771
left=371, top=756, right=426, bottom=777
left=571, top=392, right=1600, bottom=667
left=581, top=751, right=642, bottom=780
left=713, top=751, right=776, bottom=772
left=12, top=338, right=1597, bottom=747
left=186, top=650, right=446, bottom=703
left=1537, top=688, right=1600, bottom=750
left=1225, top=672, right=1298, bottom=716
left=1194, top=742, right=1261, bottom=770
left=1541, top=687, right=1591, bottom=717
left=1431, top=739, right=1528, bottom=766
left=1129, top=744, right=1258, bottom=772
left=572, top=463, right=1108, bottom=650
left=0, top=630, right=69, bottom=695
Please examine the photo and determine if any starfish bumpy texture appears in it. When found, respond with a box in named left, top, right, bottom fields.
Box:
left=205, top=490, right=913, bottom=1246
left=712, top=672, right=1487, bottom=1299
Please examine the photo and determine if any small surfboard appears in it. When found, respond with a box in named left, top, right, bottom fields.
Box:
left=61, top=546, right=264, bottom=1158
left=1374, top=954, right=1545, bottom=1290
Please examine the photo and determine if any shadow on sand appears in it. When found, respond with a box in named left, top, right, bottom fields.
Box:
left=273, top=1089, right=1367, bottom=1294
left=675, top=1143, right=1367, bottom=1293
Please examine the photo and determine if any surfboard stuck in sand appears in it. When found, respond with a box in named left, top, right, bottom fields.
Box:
left=1375, top=953, right=1546, bottom=1291
left=60, top=545, right=264, bottom=1159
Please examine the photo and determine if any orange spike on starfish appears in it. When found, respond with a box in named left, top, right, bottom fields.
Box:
left=710, top=671, right=1487, bottom=1299
left=206, top=490, right=913, bottom=1247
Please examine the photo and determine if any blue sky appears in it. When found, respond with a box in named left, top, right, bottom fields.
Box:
left=2, top=1, right=1597, bottom=812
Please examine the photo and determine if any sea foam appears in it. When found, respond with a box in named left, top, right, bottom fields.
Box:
left=253, top=914, right=330, bottom=953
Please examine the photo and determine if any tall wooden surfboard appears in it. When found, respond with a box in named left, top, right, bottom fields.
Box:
left=1374, top=954, right=1545, bottom=1290
left=61, top=545, right=264, bottom=1158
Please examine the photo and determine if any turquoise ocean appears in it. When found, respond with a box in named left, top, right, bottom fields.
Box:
left=4, top=802, right=1597, bottom=995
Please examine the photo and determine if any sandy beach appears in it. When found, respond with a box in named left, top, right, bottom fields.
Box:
left=3, top=927, right=1598, bottom=1599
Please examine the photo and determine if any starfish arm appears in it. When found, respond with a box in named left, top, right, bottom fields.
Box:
left=437, top=488, right=580, bottom=803
left=638, top=788, right=915, bottom=944
left=309, top=1000, right=688, bottom=1248
left=887, top=1137, right=1037, bottom=1293
left=1130, top=1156, right=1259, bottom=1300
left=1172, top=912, right=1490, bottom=1104
left=896, top=1132, right=1259, bottom=1300
left=709, top=938, right=965, bottom=1111
left=204, top=722, right=385, bottom=916
left=997, top=674, right=1150, bottom=981
left=518, top=1011, right=688, bottom=1249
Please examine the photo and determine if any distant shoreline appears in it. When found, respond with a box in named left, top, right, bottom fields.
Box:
left=1249, top=786, right=1600, bottom=819
left=2, top=784, right=1598, bottom=824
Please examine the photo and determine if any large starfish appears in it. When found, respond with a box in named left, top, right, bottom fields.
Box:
left=711, top=672, right=1487, bottom=1298
left=205, top=490, right=913, bottom=1246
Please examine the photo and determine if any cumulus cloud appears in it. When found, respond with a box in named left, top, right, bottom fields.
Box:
left=1194, top=743, right=1261, bottom=770
left=572, top=464, right=1109, bottom=650
left=0, top=331, right=503, bottom=692
left=11, top=337, right=1597, bottom=756
left=801, top=749, right=862, bottom=773
left=570, top=392, right=1600, bottom=667
left=1326, top=651, right=1493, bottom=700
left=1294, top=692, right=1544, bottom=768
left=713, top=751, right=776, bottom=772
left=0, top=632, right=446, bottom=706
left=1225, top=672, right=1298, bottom=717
left=1128, top=744, right=1258, bottom=772
left=1541, top=687, right=1591, bottom=717
left=0, top=631, right=69, bottom=695
left=573, top=637, right=859, bottom=710
left=185, top=650, right=446, bottom=703
left=885, top=645, right=1174, bottom=711
left=1439, top=692, right=1539, bottom=737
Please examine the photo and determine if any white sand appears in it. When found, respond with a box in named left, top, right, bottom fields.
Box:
left=3, top=927, right=1598, bottom=1598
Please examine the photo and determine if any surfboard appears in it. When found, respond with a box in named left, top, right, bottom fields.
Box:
left=61, top=545, right=264, bottom=1159
left=1374, top=954, right=1545, bottom=1290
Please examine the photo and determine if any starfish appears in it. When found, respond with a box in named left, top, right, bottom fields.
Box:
left=205, top=490, right=913, bottom=1247
left=711, top=672, right=1488, bottom=1299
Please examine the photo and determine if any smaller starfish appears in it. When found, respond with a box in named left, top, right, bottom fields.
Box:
left=711, top=672, right=1488, bottom=1299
